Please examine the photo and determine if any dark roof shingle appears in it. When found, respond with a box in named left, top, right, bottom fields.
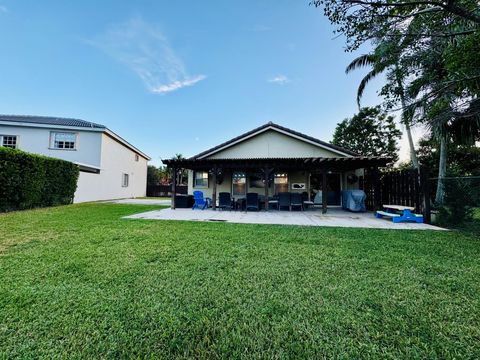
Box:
left=0, top=115, right=105, bottom=129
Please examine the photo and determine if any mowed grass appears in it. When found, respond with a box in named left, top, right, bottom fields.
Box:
left=0, top=204, right=479, bottom=359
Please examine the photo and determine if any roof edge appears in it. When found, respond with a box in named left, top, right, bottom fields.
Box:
left=190, top=122, right=359, bottom=159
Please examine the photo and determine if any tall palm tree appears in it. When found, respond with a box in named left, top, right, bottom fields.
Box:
left=345, top=54, right=420, bottom=169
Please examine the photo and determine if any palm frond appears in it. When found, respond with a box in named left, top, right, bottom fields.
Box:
left=357, top=68, right=382, bottom=107
left=345, top=54, right=377, bottom=74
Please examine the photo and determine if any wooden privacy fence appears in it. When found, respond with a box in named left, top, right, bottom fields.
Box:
left=362, top=166, right=431, bottom=223
left=147, top=184, right=187, bottom=197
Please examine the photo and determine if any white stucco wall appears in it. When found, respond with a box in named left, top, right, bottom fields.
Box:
left=73, top=133, right=147, bottom=202
left=0, top=124, right=147, bottom=203
left=0, top=125, right=102, bottom=166
left=207, top=130, right=345, bottom=159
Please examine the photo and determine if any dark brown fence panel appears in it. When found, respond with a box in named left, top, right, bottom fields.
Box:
left=363, top=167, right=430, bottom=222
left=147, top=184, right=187, bottom=197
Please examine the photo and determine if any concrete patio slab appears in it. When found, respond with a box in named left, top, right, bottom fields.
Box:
left=124, top=208, right=445, bottom=230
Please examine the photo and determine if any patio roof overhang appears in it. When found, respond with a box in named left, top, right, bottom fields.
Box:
left=162, top=156, right=391, bottom=171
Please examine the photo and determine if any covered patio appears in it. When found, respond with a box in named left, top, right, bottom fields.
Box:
left=163, top=156, right=390, bottom=213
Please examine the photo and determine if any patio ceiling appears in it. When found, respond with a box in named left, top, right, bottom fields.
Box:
left=162, top=156, right=391, bottom=171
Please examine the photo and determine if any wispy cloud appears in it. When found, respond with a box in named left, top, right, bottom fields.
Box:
left=87, top=17, right=206, bottom=94
left=0, top=5, right=9, bottom=13
left=268, top=74, right=290, bottom=85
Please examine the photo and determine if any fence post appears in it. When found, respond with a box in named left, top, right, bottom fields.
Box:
left=372, top=167, right=381, bottom=211
left=420, top=166, right=431, bottom=224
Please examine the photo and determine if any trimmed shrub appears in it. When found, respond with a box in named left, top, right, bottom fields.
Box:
left=0, top=147, right=79, bottom=212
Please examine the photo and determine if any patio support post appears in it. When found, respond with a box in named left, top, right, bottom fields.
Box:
left=322, top=168, right=328, bottom=214
left=263, top=167, right=272, bottom=211
left=372, top=167, right=381, bottom=211
left=212, top=165, right=217, bottom=210
left=305, top=171, right=311, bottom=201
left=171, top=167, right=176, bottom=210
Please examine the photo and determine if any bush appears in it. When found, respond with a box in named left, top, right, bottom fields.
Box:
left=0, top=147, right=79, bottom=212
left=436, top=177, right=480, bottom=226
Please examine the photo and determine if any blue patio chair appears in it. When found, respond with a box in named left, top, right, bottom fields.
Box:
left=192, top=191, right=211, bottom=210
left=246, top=192, right=259, bottom=211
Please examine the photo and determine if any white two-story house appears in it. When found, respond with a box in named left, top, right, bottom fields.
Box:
left=0, top=115, right=150, bottom=203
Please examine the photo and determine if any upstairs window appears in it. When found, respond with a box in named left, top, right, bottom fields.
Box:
left=135, top=154, right=139, bottom=162
left=50, top=132, right=76, bottom=150
left=1, top=135, right=17, bottom=149
left=122, top=173, right=129, bottom=187
left=194, top=171, right=208, bottom=188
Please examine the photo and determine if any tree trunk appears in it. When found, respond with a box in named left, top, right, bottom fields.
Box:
left=396, top=71, right=419, bottom=170
left=435, top=135, right=447, bottom=205
left=404, top=120, right=420, bottom=170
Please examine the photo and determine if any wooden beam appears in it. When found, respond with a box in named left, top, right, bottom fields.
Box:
left=372, top=167, right=381, bottom=211
left=264, top=167, right=272, bottom=211
left=212, top=166, right=217, bottom=210
left=171, top=167, right=176, bottom=210
left=322, top=168, right=328, bottom=214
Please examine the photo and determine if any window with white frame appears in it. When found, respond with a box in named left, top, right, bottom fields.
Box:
left=194, top=171, right=208, bottom=188
left=1, top=135, right=17, bottom=149
left=50, top=132, right=76, bottom=149
left=274, top=173, right=288, bottom=194
left=122, top=173, right=129, bottom=187
left=232, top=171, right=246, bottom=196
left=135, top=154, right=139, bottom=162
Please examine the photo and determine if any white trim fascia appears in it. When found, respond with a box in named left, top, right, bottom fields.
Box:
left=104, top=129, right=151, bottom=161
left=197, top=125, right=352, bottom=159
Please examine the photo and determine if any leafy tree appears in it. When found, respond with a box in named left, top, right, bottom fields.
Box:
left=332, top=107, right=402, bottom=162
left=313, top=0, right=480, bottom=203
left=416, top=137, right=480, bottom=177
left=147, top=165, right=161, bottom=186
left=345, top=48, right=420, bottom=169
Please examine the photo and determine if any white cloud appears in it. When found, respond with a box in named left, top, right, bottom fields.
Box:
left=268, top=74, right=290, bottom=85
left=88, top=17, right=206, bottom=94
left=0, top=5, right=9, bottom=13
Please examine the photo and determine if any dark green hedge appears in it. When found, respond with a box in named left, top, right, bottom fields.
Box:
left=0, top=147, right=79, bottom=212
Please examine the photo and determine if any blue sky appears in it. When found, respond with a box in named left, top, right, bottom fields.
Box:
left=0, top=0, right=399, bottom=166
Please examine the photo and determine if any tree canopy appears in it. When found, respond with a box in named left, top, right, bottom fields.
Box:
left=332, top=107, right=402, bottom=162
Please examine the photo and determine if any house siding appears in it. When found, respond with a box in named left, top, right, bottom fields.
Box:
left=74, top=133, right=147, bottom=202
left=206, top=130, right=344, bottom=159
left=0, top=124, right=147, bottom=203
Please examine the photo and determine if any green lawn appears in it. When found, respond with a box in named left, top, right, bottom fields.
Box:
left=1, top=204, right=479, bottom=358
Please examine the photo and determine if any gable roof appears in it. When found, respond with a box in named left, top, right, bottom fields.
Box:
left=0, top=115, right=106, bottom=129
left=191, top=122, right=358, bottom=159
left=0, top=114, right=150, bottom=160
